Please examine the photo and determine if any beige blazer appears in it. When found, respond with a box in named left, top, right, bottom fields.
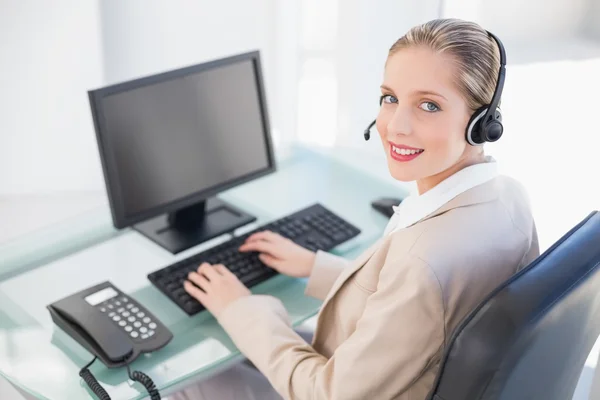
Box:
left=218, top=175, right=539, bottom=400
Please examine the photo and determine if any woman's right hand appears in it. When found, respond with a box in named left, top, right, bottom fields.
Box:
left=238, top=231, right=316, bottom=278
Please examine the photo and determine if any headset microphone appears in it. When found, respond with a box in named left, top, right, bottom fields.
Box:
left=364, top=120, right=376, bottom=141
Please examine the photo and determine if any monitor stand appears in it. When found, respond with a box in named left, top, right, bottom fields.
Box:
left=133, top=197, right=257, bottom=254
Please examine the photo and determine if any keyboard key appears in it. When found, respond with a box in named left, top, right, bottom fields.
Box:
left=240, top=270, right=269, bottom=285
left=333, top=232, right=346, bottom=241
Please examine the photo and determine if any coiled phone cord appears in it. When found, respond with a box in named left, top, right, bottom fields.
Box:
left=79, top=356, right=110, bottom=400
left=79, top=356, right=161, bottom=400
left=126, top=363, right=161, bottom=400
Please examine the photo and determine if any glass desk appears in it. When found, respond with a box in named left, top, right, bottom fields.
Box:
left=0, top=145, right=406, bottom=399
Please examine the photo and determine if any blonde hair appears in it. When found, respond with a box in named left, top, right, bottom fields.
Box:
left=389, top=18, right=501, bottom=112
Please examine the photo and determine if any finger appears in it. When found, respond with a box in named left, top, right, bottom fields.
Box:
left=188, top=271, right=211, bottom=292
left=184, top=280, right=208, bottom=303
left=202, top=265, right=221, bottom=282
left=245, top=230, right=280, bottom=243
left=258, top=253, right=282, bottom=269
left=239, top=240, right=277, bottom=254
left=215, top=264, right=235, bottom=278
left=196, top=262, right=211, bottom=274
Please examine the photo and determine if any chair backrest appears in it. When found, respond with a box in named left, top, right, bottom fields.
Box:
left=427, top=210, right=600, bottom=400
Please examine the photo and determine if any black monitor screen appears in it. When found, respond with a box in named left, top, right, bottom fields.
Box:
left=94, top=55, right=272, bottom=224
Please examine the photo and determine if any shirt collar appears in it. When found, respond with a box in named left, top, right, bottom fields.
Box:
left=384, top=156, right=499, bottom=235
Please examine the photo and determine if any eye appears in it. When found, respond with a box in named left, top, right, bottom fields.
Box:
left=419, top=101, right=440, bottom=112
left=380, top=94, right=398, bottom=105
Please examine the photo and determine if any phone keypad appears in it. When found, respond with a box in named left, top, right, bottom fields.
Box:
left=98, top=295, right=158, bottom=341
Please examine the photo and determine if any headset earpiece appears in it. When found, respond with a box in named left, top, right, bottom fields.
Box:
left=466, top=105, right=503, bottom=146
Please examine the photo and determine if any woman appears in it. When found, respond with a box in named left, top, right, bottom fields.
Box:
left=170, top=18, right=539, bottom=400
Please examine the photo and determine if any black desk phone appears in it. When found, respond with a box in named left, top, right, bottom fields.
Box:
left=48, top=281, right=172, bottom=399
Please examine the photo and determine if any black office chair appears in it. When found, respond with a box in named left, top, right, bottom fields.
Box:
left=427, top=210, right=600, bottom=400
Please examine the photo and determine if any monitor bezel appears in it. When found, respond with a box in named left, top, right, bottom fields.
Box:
left=88, top=50, right=276, bottom=229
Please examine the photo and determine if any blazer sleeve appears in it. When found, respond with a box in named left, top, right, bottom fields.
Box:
left=217, top=254, right=445, bottom=400
left=304, top=250, right=349, bottom=301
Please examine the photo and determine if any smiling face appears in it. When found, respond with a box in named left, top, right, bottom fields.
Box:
left=376, top=45, right=484, bottom=194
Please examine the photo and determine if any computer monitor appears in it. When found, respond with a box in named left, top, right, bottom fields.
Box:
left=88, top=51, right=275, bottom=254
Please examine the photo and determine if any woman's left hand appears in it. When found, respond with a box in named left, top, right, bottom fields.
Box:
left=184, top=263, right=251, bottom=318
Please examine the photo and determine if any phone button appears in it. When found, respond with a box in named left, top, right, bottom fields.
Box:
left=149, top=322, right=157, bottom=329
left=148, top=330, right=155, bottom=337
left=141, top=334, right=149, bottom=339
left=112, top=315, right=121, bottom=322
left=140, top=327, right=148, bottom=333
left=119, top=320, right=127, bottom=327
left=122, top=311, right=131, bottom=317
left=128, top=316, right=136, bottom=323
left=130, top=331, right=139, bottom=338
left=125, top=326, right=133, bottom=332
left=134, top=321, right=142, bottom=328
left=100, top=307, right=106, bottom=313
left=137, top=312, right=145, bottom=318
left=131, top=307, right=139, bottom=313
left=143, top=317, right=151, bottom=324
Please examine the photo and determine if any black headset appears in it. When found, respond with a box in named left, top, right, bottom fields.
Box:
left=364, top=30, right=506, bottom=146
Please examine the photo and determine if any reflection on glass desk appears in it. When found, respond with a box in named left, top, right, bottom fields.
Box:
left=0, top=145, right=406, bottom=400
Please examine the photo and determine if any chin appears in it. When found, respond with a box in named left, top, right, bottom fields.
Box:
left=387, top=160, right=420, bottom=182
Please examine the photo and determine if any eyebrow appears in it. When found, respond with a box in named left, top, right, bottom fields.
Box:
left=380, top=85, right=448, bottom=101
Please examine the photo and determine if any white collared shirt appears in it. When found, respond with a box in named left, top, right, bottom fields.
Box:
left=383, top=156, right=499, bottom=236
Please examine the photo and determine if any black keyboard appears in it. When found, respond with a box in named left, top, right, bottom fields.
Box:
left=147, top=203, right=360, bottom=315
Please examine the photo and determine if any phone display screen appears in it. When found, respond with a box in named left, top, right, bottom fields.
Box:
left=84, top=287, right=119, bottom=306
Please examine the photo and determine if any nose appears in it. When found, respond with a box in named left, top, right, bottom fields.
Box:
left=386, top=106, right=412, bottom=137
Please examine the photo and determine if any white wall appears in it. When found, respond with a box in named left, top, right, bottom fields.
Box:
left=0, top=0, right=105, bottom=195
left=583, top=0, right=600, bottom=40
left=443, top=0, right=588, bottom=41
